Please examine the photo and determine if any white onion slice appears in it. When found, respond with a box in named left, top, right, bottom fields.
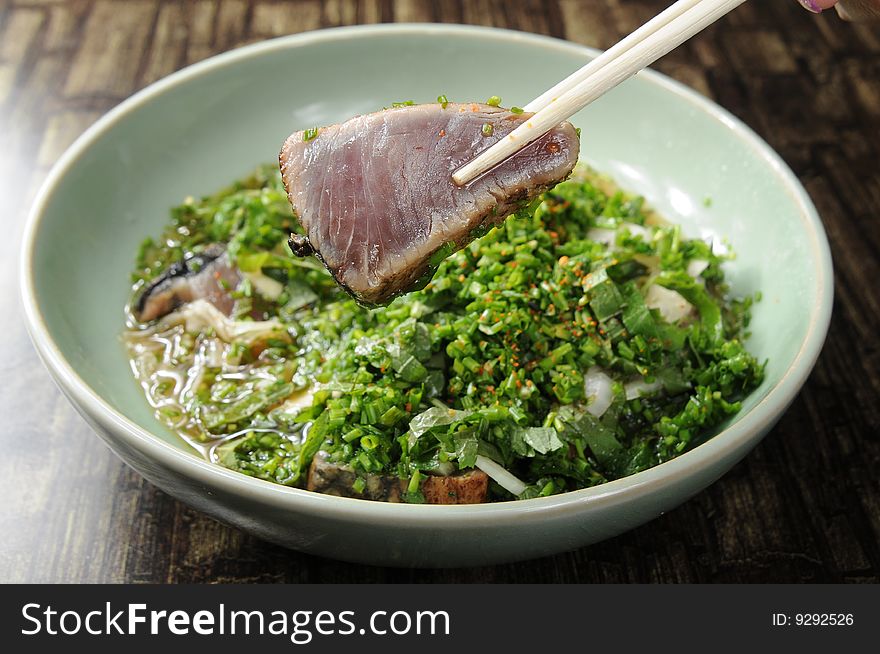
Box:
left=243, top=271, right=284, bottom=300
left=584, top=366, right=614, bottom=417
left=645, top=284, right=694, bottom=324
left=201, top=337, right=225, bottom=369
left=586, top=228, right=617, bottom=246
left=687, top=259, right=710, bottom=279
left=620, top=222, right=652, bottom=240
left=435, top=461, right=456, bottom=477
left=624, top=378, right=663, bottom=400
left=173, top=299, right=287, bottom=343
left=275, top=388, right=315, bottom=416
left=475, top=455, right=527, bottom=497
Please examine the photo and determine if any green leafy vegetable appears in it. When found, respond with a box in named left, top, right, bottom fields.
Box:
left=126, top=165, right=764, bottom=502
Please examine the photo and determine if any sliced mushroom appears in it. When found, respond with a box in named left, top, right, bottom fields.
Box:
left=134, top=244, right=241, bottom=323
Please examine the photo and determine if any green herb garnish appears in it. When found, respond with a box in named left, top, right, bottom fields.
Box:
left=127, top=164, right=764, bottom=502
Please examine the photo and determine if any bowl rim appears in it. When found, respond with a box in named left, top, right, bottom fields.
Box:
left=20, top=23, right=833, bottom=526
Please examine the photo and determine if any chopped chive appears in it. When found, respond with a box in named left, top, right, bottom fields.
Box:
left=361, top=434, right=379, bottom=450
left=408, top=469, right=422, bottom=494
left=379, top=406, right=405, bottom=427
left=482, top=123, right=494, bottom=137
left=303, top=127, right=319, bottom=142
left=487, top=95, right=502, bottom=107
left=510, top=106, right=524, bottom=114
left=135, top=154, right=765, bottom=503
left=343, top=427, right=363, bottom=443
left=437, top=94, right=449, bottom=109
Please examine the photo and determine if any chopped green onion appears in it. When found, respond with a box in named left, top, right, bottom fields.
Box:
left=129, top=160, right=764, bottom=503
left=408, top=469, right=422, bottom=494
left=361, top=434, right=379, bottom=450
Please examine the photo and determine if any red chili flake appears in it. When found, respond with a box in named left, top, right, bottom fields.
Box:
left=439, top=129, right=446, bottom=137
left=405, top=403, right=412, bottom=412
left=487, top=386, right=496, bottom=394
left=515, top=380, right=522, bottom=389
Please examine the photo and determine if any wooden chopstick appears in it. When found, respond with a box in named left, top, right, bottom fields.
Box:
left=523, top=0, right=704, bottom=114
left=452, top=0, right=749, bottom=186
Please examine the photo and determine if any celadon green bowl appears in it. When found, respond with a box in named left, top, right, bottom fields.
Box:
left=21, top=24, right=832, bottom=567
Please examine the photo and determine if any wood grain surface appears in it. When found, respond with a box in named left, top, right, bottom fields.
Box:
left=1, top=0, right=878, bottom=583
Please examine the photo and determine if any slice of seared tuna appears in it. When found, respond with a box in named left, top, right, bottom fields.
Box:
left=280, top=103, right=579, bottom=305
left=307, top=454, right=404, bottom=502
left=306, top=454, right=490, bottom=504
left=133, top=244, right=241, bottom=323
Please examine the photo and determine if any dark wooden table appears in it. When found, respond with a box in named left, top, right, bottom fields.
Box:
left=1, top=0, right=878, bottom=583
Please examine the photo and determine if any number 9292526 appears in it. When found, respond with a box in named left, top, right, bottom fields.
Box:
left=772, top=613, right=854, bottom=627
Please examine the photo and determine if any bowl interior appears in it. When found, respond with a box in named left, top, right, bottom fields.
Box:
left=27, top=26, right=824, bottom=458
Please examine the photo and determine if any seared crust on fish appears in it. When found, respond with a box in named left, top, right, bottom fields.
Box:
left=421, top=469, right=489, bottom=504
left=307, top=454, right=490, bottom=504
